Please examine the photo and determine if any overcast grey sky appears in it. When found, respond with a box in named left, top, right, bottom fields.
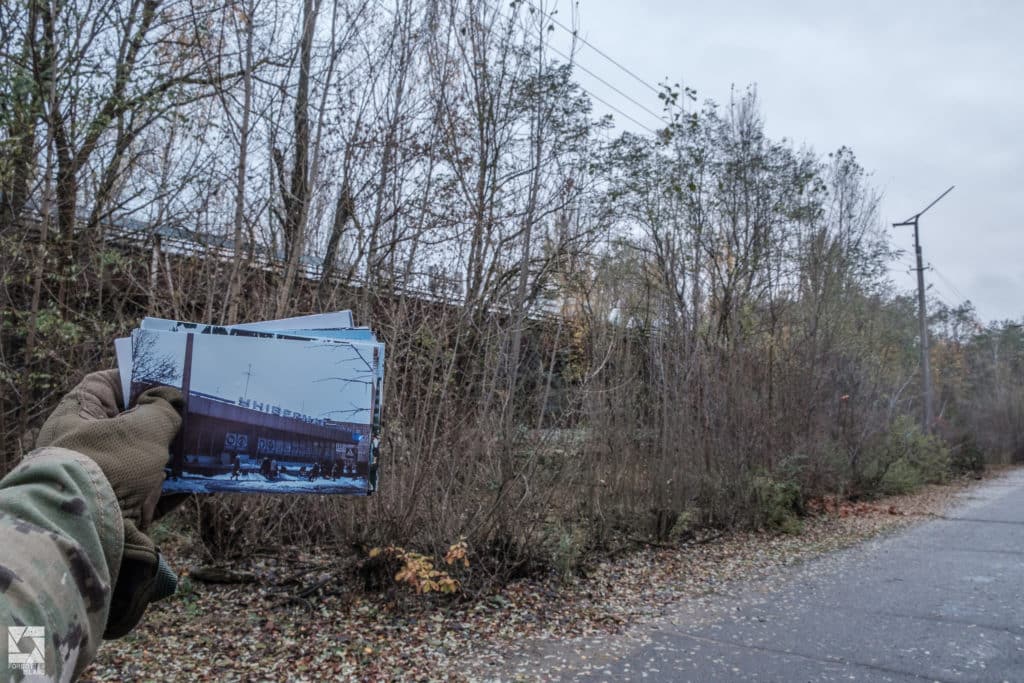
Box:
left=558, top=0, right=1022, bottom=322
left=135, top=330, right=375, bottom=424
left=189, top=334, right=375, bottom=423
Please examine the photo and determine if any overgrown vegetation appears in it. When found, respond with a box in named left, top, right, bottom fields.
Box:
left=2, top=0, right=1022, bottom=589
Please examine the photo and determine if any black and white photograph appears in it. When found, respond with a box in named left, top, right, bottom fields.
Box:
left=131, top=328, right=378, bottom=495
left=132, top=316, right=387, bottom=431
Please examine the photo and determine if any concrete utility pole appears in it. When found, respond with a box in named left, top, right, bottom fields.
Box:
left=893, top=185, right=954, bottom=434
left=242, top=363, right=254, bottom=400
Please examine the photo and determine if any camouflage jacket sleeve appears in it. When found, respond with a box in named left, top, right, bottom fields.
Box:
left=0, top=447, right=124, bottom=682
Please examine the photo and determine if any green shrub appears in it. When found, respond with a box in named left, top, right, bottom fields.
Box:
left=879, top=457, right=922, bottom=495
left=950, top=437, right=985, bottom=474
left=543, top=522, right=586, bottom=582
left=753, top=476, right=803, bottom=534
left=864, top=416, right=952, bottom=497
left=788, top=443, right=849, bottom=500
left=669, top=507, right=701, bottom=540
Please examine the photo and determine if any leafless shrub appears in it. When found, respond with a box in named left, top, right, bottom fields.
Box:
left=3, top=0, right=1021, bottom=587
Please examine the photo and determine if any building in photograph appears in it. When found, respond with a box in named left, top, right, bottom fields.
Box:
left=173, top=392, right=370, bottom=477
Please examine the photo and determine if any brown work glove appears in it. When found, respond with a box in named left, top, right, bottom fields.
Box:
left=36, top=369, right=184, bottom=638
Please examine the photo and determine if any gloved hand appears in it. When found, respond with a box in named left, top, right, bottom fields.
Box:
left=36, top=370, right=184, bottom=638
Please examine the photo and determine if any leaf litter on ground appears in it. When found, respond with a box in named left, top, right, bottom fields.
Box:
left=81, top=474, right=994, bottom=682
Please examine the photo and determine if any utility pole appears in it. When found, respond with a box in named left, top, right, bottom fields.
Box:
left=242, top=363, right=254, bottom=400
left=893, top=185, right=954, bottom=434
left=174, top=332, right=195, bottom=479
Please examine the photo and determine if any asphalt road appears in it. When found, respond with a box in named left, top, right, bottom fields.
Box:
left=555, top=470, right=1024, bottom=682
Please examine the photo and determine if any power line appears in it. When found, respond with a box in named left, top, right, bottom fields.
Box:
left=545, top=42, right=664, bottom=125
left=929, top=263, right=968, bottom=303
left=519, top=0, right=661, bottom=96
left=583, top=87, right=660, bottom=134
left=477, top=0, right=662, bottom=134
left=373, top=0, right=662, bottom=134
left=926, top=280, right=952, bottom=308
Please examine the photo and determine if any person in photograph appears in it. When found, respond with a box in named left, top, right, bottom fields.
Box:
left=231, top=453, right=242, bottom=480
left=368, top=436, right=381, bottom=493
left=0, top=370, right=183, bottom=680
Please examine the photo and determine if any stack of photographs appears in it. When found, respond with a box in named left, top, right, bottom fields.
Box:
left=114, top=311, right=384, bottom=496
